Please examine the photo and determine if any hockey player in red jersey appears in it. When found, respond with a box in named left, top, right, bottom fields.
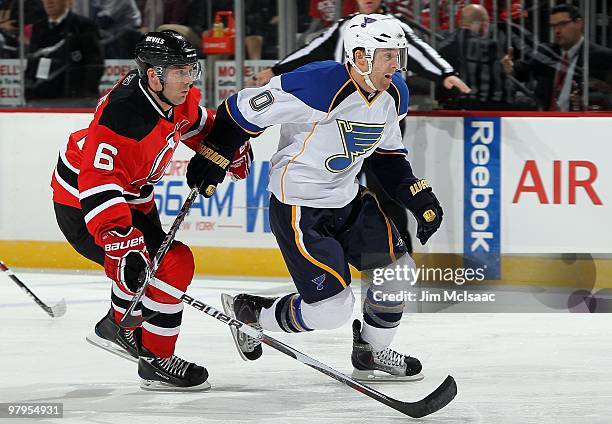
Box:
left=51, top=30, right=251, bottom=391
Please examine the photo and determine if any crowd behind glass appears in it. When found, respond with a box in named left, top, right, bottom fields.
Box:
left=0, top=0, right=610, bottom=111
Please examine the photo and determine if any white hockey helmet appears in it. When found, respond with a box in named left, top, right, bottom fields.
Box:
left=343, top=14, right=408, bottom=89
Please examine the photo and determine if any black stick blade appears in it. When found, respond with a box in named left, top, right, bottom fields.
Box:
left=400, top=375, right=457, bottom=418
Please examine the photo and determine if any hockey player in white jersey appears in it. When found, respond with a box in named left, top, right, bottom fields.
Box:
left=185, top=14, right=443, bottom=381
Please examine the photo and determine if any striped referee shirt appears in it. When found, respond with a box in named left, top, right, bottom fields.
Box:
left=272, top=12, right=457, bottom=82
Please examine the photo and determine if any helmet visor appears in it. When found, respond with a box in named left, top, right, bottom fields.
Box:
left=159, top=62, right=202, bottom=83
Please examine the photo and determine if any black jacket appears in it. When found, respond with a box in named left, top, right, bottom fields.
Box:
left=26, top=11, right=104, bottom=99
left=513, top=40, right=612, bottom=110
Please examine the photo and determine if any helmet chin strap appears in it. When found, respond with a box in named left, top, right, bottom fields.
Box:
left=363, top=74, right=378, bottom=92
left=350, top=57, right=379, bottom=91
left=155, top=84, right=178, bottom=108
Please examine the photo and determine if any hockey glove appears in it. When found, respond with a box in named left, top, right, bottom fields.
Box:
left=228, top=141, right=254, bottom=181
left=186, top=141, right=232, bottom=197
left=101, top=227, right=150, bottom=293
left=403, top=179, right=444, bottom=245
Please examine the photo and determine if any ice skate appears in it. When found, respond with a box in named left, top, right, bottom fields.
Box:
left=221, top=293, right=276, bottom=361
left=86, top=309, right=140, bottom=362
left=351, top=319, right=424, bottom=382
left=138, top=346, right=210, bottom=392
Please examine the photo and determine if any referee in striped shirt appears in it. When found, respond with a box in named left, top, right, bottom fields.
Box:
left=254, top=0, right=470, bottom=94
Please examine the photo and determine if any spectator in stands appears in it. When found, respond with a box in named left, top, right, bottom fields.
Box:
left=137, top=0, right=162, bottom=33
left=25, top=0, right=104, bottom=100
left=437, top=4, right=516, bottom=109
left=420, top=0, right=525, bottom=31
left=501, top=3, right=612, bottom=111
left=93, top=0, right=142, bottom=58
left=0, top=0, right=45, bottom=56
left=298, top=0, right=355, bottom=46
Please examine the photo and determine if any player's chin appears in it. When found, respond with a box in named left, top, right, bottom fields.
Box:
left=173, top=91, right=189, bottom=104
left=379, top=76, right=392, bottom=90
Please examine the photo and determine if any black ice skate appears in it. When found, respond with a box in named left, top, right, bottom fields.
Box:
left=351, top=319, right=424, bottom=382
left=86, top=309, right=140, bottom=362
left=138, top=346, right=210, bottom=392
left=221, top=293, right=276, bottom=361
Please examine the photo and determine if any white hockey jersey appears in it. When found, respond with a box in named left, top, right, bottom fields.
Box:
left=225, top=61, right=409, bottom=208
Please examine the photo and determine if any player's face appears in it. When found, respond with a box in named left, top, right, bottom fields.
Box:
left=371, top=48, right=401, bottom=91
left=161, top=64, right=198, bottom=105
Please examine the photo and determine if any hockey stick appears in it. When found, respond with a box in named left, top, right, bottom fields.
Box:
left=0, top=261, right=66, bottom=317
left=120, top=186, right=201, bottom=328
left=149, top=277, right=457, bottom=418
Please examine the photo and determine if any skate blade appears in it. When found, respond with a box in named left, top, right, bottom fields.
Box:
left=140, top=379, right=211, bottom=392
left=220, top=293, right=250, bottom=362
left=351, top=368, right=425, bottom=382
left=85, top=332, right=138, bottom=363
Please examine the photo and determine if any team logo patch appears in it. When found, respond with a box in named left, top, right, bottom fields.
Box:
left=312, top=274, right=326, bottom=291
left=325, top=119, right=384, bottom=173
left=361, top=17, right=377, bottom=27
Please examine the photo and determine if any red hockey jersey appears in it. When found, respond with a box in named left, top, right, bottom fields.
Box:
left=51, top=70, right=214, bottom=245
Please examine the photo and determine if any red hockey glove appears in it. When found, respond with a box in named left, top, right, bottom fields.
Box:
left=228, top=141, right=254, bottom=181
left=101, top=227, right=150, bottom=293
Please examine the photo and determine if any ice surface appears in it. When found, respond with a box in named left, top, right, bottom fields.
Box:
left=1, top=270, right=611, bottom=423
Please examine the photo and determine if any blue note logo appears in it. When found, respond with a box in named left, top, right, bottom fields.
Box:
left=361, top=16, right=377, bottom=27
left=312, top=274, right=326, bottom=291
left=325, top=119, right=384, bottom=173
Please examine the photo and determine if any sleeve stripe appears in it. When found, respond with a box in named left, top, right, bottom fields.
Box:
left=225, top=97, right=265, bottom=136
left=126, top=190, right=154, bottom=205
left=278, top=21, right=341, bottom=65
left=181, top=105, right=207, bottom=140
left=56, top=155, right=79, bottom=189
left=59, top=146, right=79, bottom=174
left=334, top=20, right=351, bottom=62
left=53, top=168, right=79, bottom=198
left=79, top=184, right=124, bottom=200
left=399, top=21, right=454, bottom=75
left=84, top=197, right=126, bottom=224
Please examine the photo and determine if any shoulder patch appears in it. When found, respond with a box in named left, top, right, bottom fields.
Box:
left=280, top=61, right=351, bottom=112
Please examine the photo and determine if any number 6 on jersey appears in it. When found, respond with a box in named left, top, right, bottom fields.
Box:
left=93, top=143, right=118, bottom=171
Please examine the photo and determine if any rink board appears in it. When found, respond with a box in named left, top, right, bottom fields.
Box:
left=0, top=111, right=610, bottom=286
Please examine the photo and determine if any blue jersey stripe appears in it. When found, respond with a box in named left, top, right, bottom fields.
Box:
left=280, top=61, right=351, bottom=112
left=391, top=73, right=409, bottom=116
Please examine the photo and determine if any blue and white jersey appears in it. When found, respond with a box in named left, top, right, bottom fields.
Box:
left=224, top=61, right=409, bottom=208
